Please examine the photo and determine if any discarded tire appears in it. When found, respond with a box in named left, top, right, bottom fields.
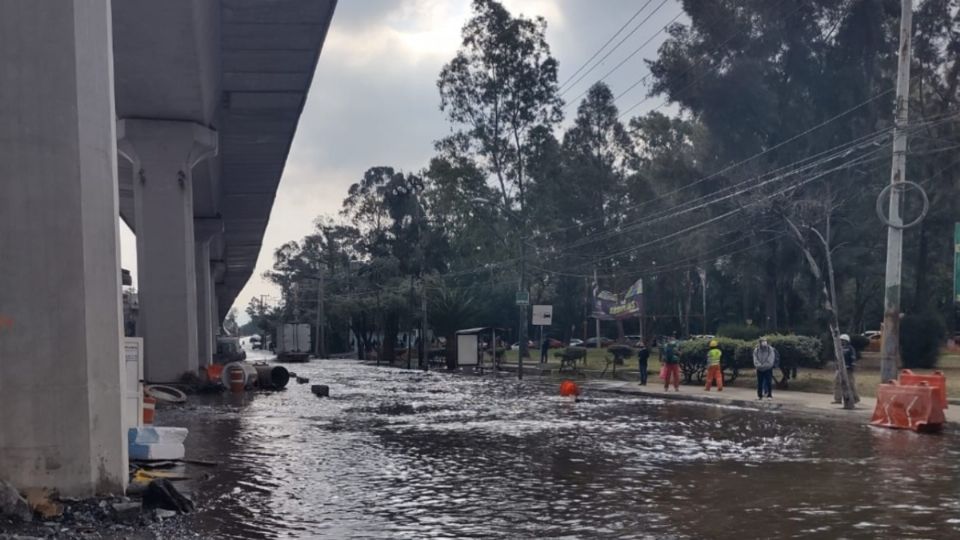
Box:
left=311, top=384, right=330, bottom=397
left=144, top=385, right=187, bottom=404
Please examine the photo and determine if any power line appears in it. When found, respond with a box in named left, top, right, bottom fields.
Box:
left=559, top=0, right=672, bottom=98
left=564, top=10, right=683, bottom=109
left=557, top=0, right=655, bottom=93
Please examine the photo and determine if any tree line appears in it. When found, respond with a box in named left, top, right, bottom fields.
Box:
left=247, top=0, right=960, bottom=366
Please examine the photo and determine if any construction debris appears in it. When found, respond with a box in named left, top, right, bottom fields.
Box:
left=0, top=480, right=31, bottom=522
left=22, top=487, right=62, bottom=520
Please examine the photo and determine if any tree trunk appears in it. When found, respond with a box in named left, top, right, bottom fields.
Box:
left=445, top=332, right=457, bottom=370
left=383, top=310, right=398, bottom=363
left=785, top=217, right=855, bottom=409
left=913, top=218, right=929, bottom=312
left=764, top=256, right=779, bottom=331
left=683, top=270, right=694, bottom=337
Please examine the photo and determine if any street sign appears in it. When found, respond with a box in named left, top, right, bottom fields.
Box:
left=515, top=291, right=530, bottom=306
left=532, top=305, right=553, bottom=326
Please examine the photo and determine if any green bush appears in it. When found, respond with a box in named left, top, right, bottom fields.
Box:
left=606, top=344, right=635, bottom=365
left=678, top=337, right=752, bottom=370
left=762, top=334, right=823, bottom=369
left=900, top=313, right=945, bottom=369
left=716, top=324, right=765, bottom=341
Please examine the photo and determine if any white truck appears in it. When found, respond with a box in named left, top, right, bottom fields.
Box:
left=277, top=322, right=312, bottom=362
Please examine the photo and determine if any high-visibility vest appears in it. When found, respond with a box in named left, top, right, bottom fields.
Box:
left=707, top=347, right=722, bottom=366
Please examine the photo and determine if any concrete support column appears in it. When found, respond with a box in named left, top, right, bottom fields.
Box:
left=211, top=263, right=226, bottom=342
left=194, top=219, right=222, bottom=368
left=0, top=0, right=126, bottom=495
left=117, top=120, right=217, bottom=382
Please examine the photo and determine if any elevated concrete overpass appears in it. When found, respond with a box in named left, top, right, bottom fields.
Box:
left=1, top=0, right=336, bottom=495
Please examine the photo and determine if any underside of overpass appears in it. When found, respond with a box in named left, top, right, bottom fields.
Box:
left=0, top=0, right=336, bottom=496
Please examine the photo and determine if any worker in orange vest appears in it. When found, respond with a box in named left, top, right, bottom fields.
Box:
left=704, top=340, right=723, bottom=391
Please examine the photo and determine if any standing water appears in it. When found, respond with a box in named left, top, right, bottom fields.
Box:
left=158, top=359, right=960, bottom=539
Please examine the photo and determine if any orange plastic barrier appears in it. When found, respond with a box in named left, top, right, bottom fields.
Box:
left=898, top=369, right=947, bottom=409
left=206, top=363, right=224, bottom=384
left=142, top=396, right=156, bottom=425
left=559, top=380, right=580, bottom=397
left=870, top=381, right=945, bottom=433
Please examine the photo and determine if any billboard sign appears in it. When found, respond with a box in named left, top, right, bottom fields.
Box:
left=592, top=278, right=644, bottom=321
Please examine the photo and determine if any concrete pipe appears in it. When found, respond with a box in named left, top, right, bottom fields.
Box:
left=254, top=364, right=290, bottom=390
left=221, top=362, right=258, bottom=389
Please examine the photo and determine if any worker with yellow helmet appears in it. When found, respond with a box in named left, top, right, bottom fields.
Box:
left=704, top=339, right=723, bottom=391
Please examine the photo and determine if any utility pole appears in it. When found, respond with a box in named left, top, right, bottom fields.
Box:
left=518, top=219, right=528, bottom=379
left=594, top=268, right=601, bottom=353
left=880, top=0, right=913, bottom=383
left=421, top=279, right=428, bottom=372
left=697, top=267, right=707, bottom=335
left=314, top=272, right=325, bottom=359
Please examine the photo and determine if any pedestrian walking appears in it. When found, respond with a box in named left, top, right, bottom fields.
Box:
left=753, top=338, right=777, bottom=399
left=540, top=337, right=549, bottom=364
left=662, top=339, right=681, bottom=391
left=637, top=342, right=650, bottom=386
left=704, top=340, right=723, bottom=391
left=833, top=334, right=860, bottom=405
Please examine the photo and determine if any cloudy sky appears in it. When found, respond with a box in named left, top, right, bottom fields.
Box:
left=119, top=0, right=684, bottom=323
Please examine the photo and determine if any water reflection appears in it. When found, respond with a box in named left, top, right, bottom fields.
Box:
left=158, top=360, right=960, bottom=539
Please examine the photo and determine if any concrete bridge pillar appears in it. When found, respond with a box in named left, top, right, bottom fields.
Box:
left=194, top=219, right=222, bottom=368
left=0, top=0, right=127, bottom=495
left=117, top=120, right=217, bottom=382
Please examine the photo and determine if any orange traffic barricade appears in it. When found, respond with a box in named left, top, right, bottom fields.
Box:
left=870, top=381, right=945, bottom=433
left=898, top=369, right=947, bottom=409
left=559, top=380, right=580, bottom=397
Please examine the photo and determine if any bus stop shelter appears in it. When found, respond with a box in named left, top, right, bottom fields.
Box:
left=455, top=327, right=506, bottom=371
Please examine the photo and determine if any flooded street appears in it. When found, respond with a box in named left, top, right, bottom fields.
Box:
left=159, top=359, right=960, bottom=539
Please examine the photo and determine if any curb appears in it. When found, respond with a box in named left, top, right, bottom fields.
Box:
left=587, top=382, right=885, bottom=424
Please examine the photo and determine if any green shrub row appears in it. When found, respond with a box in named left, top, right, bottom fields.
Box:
left=677, top=334, right=823, bottom=370
left=901, top=312, right=945, bottom=369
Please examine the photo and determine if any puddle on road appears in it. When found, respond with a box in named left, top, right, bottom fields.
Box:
left=156, top=360, right=960, bottom=539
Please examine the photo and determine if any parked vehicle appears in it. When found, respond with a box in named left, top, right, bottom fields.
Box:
left=583, top=337, right=614, bottom=348
left=510, top=340, right=535, bottom=351
left=249, top=335, right=263, bottom=350
left=215, top=337, right=246, bottom=363
left=277, top=323, right=312, bottom=362
left=568, top=338, right=584, bottom=347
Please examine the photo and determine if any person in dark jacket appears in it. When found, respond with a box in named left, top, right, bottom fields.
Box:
left=662, top=340, right=681, bottom=391
left=540, top=337, right=550, bottom=364
left=833, top=334, right=860, bottom=404
left=637, top=342, right=651, bottom=386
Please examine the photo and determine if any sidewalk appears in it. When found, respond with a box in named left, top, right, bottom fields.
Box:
left=583, top=378, right=960, bottom=424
